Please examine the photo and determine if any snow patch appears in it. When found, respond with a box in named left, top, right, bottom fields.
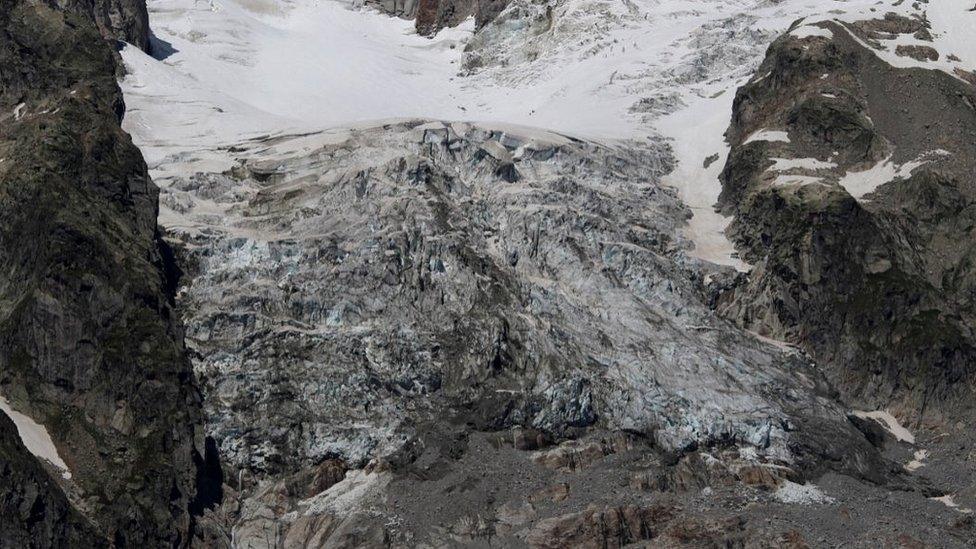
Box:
left=767, top=157, right=837, bottom=171
left=744, top=129, right=790, bottom=145
left=852, top=410, right=915, bottom=444
left=772, top=175, right=825, bottom=187
left=931, top=494, right=974, bottom=514
left=0, top=396, right=71, bottom=479
left=838, top=151, right=950, bottom=200
left=906, top=449, right=928, bottom=472
left=659, top=92, right=751, bottom=272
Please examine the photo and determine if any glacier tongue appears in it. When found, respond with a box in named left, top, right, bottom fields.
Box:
left=160, top=119, right=869, bottom=474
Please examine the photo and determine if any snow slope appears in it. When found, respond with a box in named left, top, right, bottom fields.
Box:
left=120, top=0, right=976, bottom=270
left=0, top=396, right=71, bottom=479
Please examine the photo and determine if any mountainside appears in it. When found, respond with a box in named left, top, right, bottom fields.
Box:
left=2, top=0, right=976, bottom=546
left=718, top=7, right=976, bottom=418
left=0, top=0, right=214, bottom=544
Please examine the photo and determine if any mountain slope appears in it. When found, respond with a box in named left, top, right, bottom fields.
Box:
left=718, top=9, right=976, bottom=415
left=0, top=0, right=214, bottom=544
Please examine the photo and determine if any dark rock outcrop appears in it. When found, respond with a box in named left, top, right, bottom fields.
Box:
left=46, top=0, right=151, bottom=52
left=0, top=0, right=208, bottom=544
left=716, top=18, right=976, bottom=416
left=415, top=0, right=475, bottom=36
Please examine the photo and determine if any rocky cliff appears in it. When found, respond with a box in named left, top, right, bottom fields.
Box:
left=0, top=0, right=212, bottom=545
left=0, top=414, right=104, bottom=548
left=716, top=13, right=976, bottom=418
left=368, top=0, right=509, bottom=36
left=47, top=0, right=151, bottom=52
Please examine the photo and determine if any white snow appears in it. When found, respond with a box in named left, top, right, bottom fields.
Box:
left=120, top=0, right=970, bottom=272
left=774, top=480, right=835, bottom=505
left=789, top=24, right=833, bottom=40
left=0, top=396, right=72, bottom=479
left=772, top=175, right=825, bottom=187
left=658, top=91, right=751, bottom=272
left=768, top=157, right=837, bottom=171
left=800, top=0, right=976, bottom=82
left=838, top=151, right=950, bottom=200
left=928, top=0, right=976, bottom=73
left=119, top=0, right=849, bottom=272
left=931, top=494, right=974, bottom=514
left=852, top=410, right=915, bottom=444
left=744, top=129, right=790, bottom=145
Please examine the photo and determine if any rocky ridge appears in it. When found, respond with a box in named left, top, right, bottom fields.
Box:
left=47, top=0, right=152, bottom=52
left=367, top=0, right=509, bottom=36
left=716, top=9, right=976, bottom=419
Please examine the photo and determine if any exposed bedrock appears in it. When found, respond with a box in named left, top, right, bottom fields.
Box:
left=367, top=0, right=510, bottom=36
left=46, top=0, right=151, bottom=52
left=716, top=18, right=976, bottom=418
left=0, top=414, right=104, bottom=548
left=0, top=0, right=211, bottom=545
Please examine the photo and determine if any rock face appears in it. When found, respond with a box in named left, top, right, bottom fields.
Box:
left=0, top=415, right=104, bottom=548
left=0, top=0, right=211, bottom=545
left=47, top=0, right=151, bottom=52
left=368, top=0, right=509, bottom=36
left=715, top=15, right=976, bottom=415
left=415, top=0, right=475, bottom=36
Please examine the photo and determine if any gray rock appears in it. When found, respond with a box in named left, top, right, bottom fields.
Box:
left=716, top=17, right=976, bottom=415
left=46, top=0, right=151, bottom=52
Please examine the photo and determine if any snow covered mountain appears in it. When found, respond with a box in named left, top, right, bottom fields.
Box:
left=3, top=0, right=976, bottom=546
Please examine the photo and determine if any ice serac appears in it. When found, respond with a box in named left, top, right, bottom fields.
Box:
left=368, top=0, right=509, bottom=35
left=716, top=10, right=976, bottom=414
left=159, top=120, right=896, bottom=544
left=0, top=0, right=210, bottom=544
